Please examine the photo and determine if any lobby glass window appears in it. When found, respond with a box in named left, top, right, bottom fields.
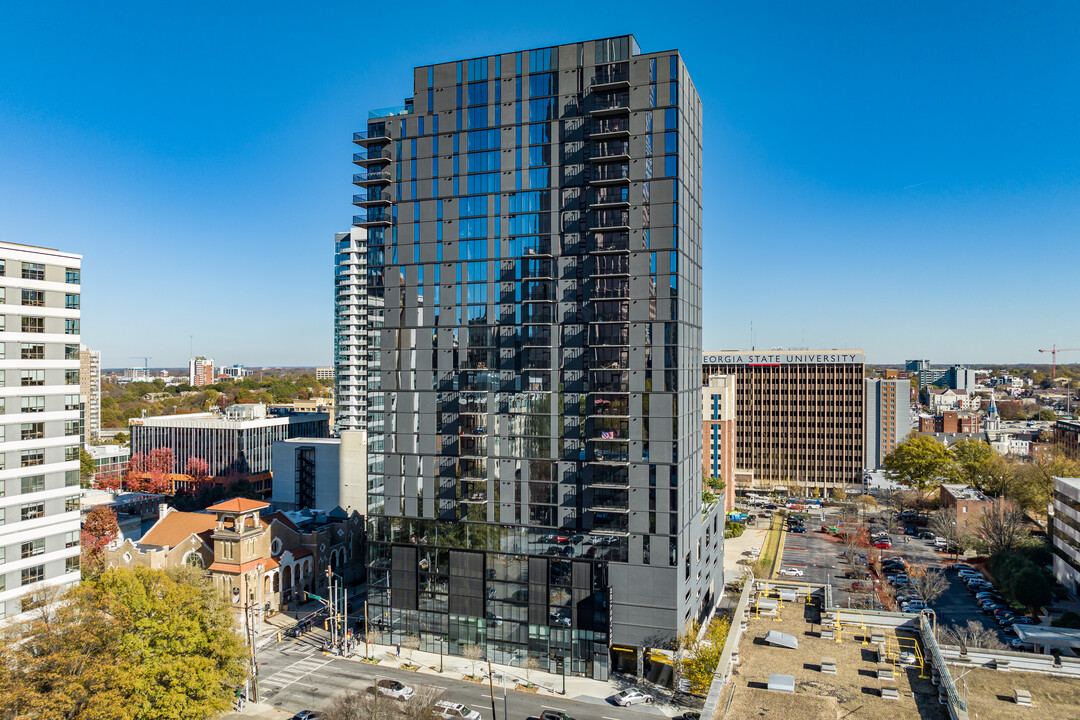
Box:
left=21, top=502, right=45, bottom=521
left=22, top=262, right=45, bottom=281
left=65, top=268, right=80, bottom=284
left=22, top=565, right=45, bottom=585
left=21, top=538, right=44, bottom=559
left=21, top=289, right=44, bottom=307
left=22, top=396, right=45, bottom=413
left=65, top=293, right=80, bottom=309
left=65, top=319, right=79, bottom=335
left=21, top=423, right=44, bottom=441
left=21, top=343, right=44, bottom=360
left=21, top=370, right=45, bottom=387
left=22, top=317, right=44, bottom=333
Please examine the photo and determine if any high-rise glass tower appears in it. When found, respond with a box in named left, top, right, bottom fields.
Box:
left=353, top=35, right=717, bottom=679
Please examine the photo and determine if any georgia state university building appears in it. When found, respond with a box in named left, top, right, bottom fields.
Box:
left=702, top=350, right=866, bottom=497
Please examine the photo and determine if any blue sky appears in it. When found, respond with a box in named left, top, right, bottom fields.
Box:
left=1, top=2, right=1076, bottom=368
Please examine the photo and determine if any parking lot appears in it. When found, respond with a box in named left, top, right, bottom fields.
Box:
left=771, top=506, right=1030, bottom=644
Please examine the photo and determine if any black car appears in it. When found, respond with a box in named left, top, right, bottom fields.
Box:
left=672, top=714, right=701, bottom=720
left=764, top=504, right=778, bottom=510
left=789, top=526, right=807, bottom=534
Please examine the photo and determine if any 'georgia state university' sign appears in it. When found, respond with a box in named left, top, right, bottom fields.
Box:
left=702, top=352, right=865, bottom=365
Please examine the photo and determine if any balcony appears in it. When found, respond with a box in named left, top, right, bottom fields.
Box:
left=591, top=140, right=631, bottom=163
left=589, top=210, right=631, bottom=232
left=352, top=191, right=393, bottom=207
left=590, top=512, right=630, bottom=534
left=353, top=128, right=392, bottom=145
left=590, top=94, right=630, bottom=116
left=353, top=170, right=392, bottom=186
left=589, top=231, right=630, bottom=253
left=353, top=208, right=393, bottom=227
left=591, top=255, right=630, bottom=277
left=590, top=68, right=631, bottom=91
left=460, top=491, right=488, bottom=504
left=591, top=116, right=630, bottom=139
left=590, top=188, right=630, bottom=208
left=590, top=163, right=630, bottom=185
left=352, top=148, right=393, bottom=166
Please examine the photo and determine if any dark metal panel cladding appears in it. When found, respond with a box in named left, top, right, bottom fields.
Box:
left=449, top=550, right=485, bottom=617
left=391, top=545, right=417, bottom=609
left=528, top=557, right=549, bottom=626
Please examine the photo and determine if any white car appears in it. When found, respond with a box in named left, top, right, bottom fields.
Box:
left=375, top=679, right=414, bottom=700
left=778, top=568, right=804, bottom=577
left=612, top=689, right=654, bottom=706
left=435, top=701, right=481, bottom=719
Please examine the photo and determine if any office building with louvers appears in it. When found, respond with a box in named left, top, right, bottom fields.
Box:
left=702, top=351, right=865, bottom=497
left=353, top=36, right=716, bottom=679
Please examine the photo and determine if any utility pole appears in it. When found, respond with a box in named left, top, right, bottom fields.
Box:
left=486, top=661, right=497, bottom=720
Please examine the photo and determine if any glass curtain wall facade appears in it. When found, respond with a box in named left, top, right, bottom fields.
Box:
left=353, top=36, right=715, bottom=679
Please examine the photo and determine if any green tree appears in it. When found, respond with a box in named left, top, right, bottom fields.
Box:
left=80, top=447, right=97, bottom=488
left=1010, top=565, right=1052, bottom=615
left=1038, top=408, right=1058, bottom=421
left=678, top=615, right=732, bottom=694
left=0, top=566, right=246, bottom=720
left=882, top=435, right=955, bottom=492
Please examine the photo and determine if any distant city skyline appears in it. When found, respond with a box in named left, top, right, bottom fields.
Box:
left=1, top=3, right=1076, bottom=367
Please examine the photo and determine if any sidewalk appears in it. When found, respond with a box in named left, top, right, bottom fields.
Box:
left=723, top=518, right=770, bottom=581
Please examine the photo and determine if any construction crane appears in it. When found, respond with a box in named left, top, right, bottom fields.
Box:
left=1037, top=345, right=1080, bottom=378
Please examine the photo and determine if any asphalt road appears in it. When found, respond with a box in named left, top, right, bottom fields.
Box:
left=256, top=633, right=678, bottom=720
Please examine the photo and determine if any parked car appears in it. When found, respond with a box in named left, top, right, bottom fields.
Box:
left=612, top=689, right=654, bottom=706
left=934, top=537, right=949, bottom=547
left=672, top=714, right=701, bottom=720
left=435, top=701, right=482, bottom=719
left=779, top=567, right=805, bottom=577
left=874, top=541, right=892, bottom=549
left=789, top=526, right=807, bottom=534
left=952, top=563, right=976, bottom=572
left=290, top=713, right=322, bottom=720
left=918, top=531, right=935, bottom=540
left=1013, top=616, right=1035, bottom=625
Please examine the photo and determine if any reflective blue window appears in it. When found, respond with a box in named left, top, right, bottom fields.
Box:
left=528, top=123, right=550, bottom=145
left=459, top=218, right=487, bottom=239
left=664, top=131, right=677, bottom=155
left=494, top=56, right=501, bottom=78
left=665, top=155, right=678, bottom=178
left=456, top=85, right=462, bottom=108
left=466, top=129, right=499, bottom=151
left=427, top=66, right=434, bottom=88
left=665, top=107, right=677, bottom=130
left=528, top=146, right=550, bottom=167
left=467, top=173, right=499, bottom=194
left=528, top=72, right=556, bottom=98
left=459, top=196, right=486, bottom=217
left=418, top=118, right=424, bottom=136
left=528, top=168, right=549, bottom=188
left=509, top=214, right=541, bottom=235
left=467, top=81, right=488, bottom=106
left=466, top=283, right=487, bottom=303
left=650, top=58, right=656, bottom=83
left=670, top=81, right=678, bottom=107
left=467, top=151, right=500, bottom=172
left=467, top=106, right=488, bottom=129
left=467, top=261, right=487, bottom=281
left=529, top=98, right=556, bottom=122
left=529, top=48, right=554, bottom=71
left=468, top=57, right=487, bottom=80
left=515, top=52, right=522, bottom=75
left=460, top=239, right=487, bottom=260
left=669, top=55, right=678, bottom=80
left=456, top=61, right=462, bottom=83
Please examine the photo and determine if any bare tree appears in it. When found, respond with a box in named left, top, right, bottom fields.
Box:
left=400, top=685, right=446, bottom=720
left=978, top=503, right=1028, bottom=555
left=937, top=620, right=1007, bottom=651
left=400, top=635, right=421, bottom=667
left=522, top=656, right=541, bottom=687
left=928, top=509, right=960, bottom=554
left=323, top=686, right=398, bottom=720
left=462, top=643, right=483, bottom=679
left=907, top=565, right=948, bottom=606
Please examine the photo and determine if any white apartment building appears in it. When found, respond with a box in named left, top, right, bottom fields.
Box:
left=0, top=242, right=83, bottom=622
left=333, top=228, right=371, bottom=432
left=79, top=345, right=101, bottom=441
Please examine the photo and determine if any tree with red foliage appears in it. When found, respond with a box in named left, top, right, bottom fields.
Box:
left=81, top=505, right=119, bottom=573
left=183, top=456, right=212, bottom=493
left=95, top=467, right=124, bottom=493
left=125, top=448, right=175, bottom=495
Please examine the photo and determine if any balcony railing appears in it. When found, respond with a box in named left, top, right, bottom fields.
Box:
left=353, top=208, right=392, bottom=226
left=589, top=210, right=631, bottom=231
left=589, top=231, right=630, bottom=253
left=353, top=170, right=392, bottom=185
left=591, top=164, right=630, bottom=183
left=590, top=188, right=630, bottom=206
left=592, top=116, right=630, bottom=137
left=353, top=148, right=393, bottom=165
left=590, top=68, right=631, bottom=89
left=353, top=128, right=392, bottom=144
left=590, top=94, right=630, bottom=114
left=352, top=191, right=393, bottom=206
left=591, top=140, right=630, bottom=161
